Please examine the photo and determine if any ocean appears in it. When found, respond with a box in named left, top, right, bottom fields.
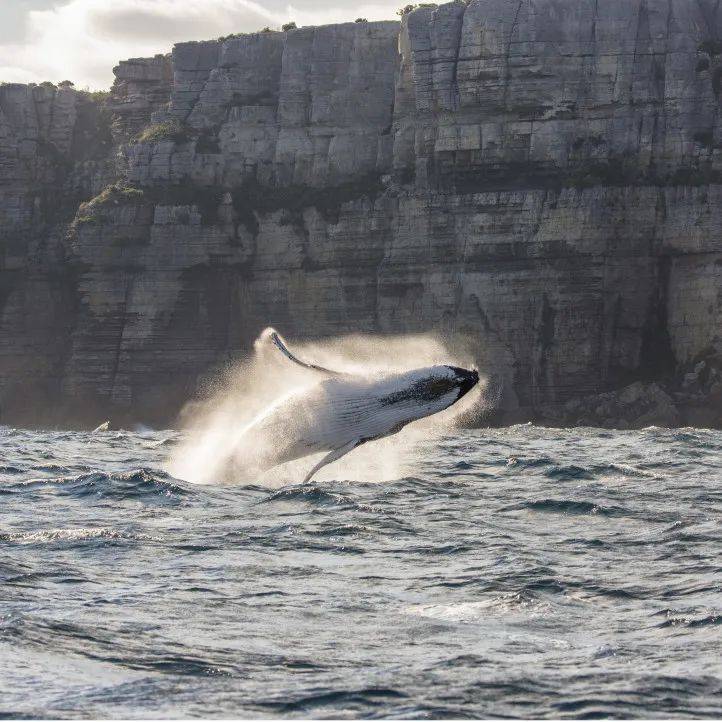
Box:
left=1, top=424, right=721, bottom=718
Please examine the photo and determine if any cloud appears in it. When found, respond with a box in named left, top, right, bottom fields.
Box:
left=0, top=0, right=399, bottom=89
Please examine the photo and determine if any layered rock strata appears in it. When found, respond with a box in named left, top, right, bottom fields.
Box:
left=1, top=0, right=721, bottom=428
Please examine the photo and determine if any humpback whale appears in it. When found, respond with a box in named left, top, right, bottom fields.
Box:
left=234, top=331, right=479, bottom=483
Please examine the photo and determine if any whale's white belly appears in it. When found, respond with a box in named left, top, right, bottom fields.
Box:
left=239, top=378, right=421, bottom=471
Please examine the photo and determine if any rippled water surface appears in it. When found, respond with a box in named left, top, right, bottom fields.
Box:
left=1, top=425, right=721, bottom=719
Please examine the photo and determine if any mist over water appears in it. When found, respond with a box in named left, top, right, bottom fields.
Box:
left=1, top=422, right=721, bottom=718
left=166, top=328, right=486, bottom=486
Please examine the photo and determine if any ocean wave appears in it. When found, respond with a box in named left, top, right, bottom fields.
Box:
left=0, top=465, right=24, bottom=475
left=405, top=591, right=552, bottom=623
left=263, top=687, right=407, bottom=714
left=2, top=424, right=721, bottom=719
left=499, top=498, right=630, bottom=517
left=544, top=464, right=597, bottom=480
left=656, top=612, right=722, bottom=629
left=0, top=527, right=159, bottom=547
left=8, top=469, right=191, bottom=503
left=261, top=484, right=368, bottom=510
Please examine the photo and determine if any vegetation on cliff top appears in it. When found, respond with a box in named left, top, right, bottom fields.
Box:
left=4, top=80, right=110, bottom=106
left=81, top=89, right=111, bottom=104
left=218, top=26, right=281, bottom=41
left=397, top=1, right=474, bottom=14
left=397, top=3, right=439, bottom=15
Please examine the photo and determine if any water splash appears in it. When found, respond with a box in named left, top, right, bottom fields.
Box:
left=165, top=328, right=487, bottom=486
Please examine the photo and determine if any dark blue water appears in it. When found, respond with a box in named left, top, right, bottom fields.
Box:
left=1, top=424, right=721, bottom=718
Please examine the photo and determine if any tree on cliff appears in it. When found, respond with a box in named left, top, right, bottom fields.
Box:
left=397, top=3, right=440, bottom=15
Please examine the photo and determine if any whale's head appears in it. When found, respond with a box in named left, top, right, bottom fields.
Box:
left=444, top=365, right=480, bottom=401
left=376, top=364, right=480, bottom=422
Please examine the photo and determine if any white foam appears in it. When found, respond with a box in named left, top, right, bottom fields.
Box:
left=165, top=328, right=488, bottom=486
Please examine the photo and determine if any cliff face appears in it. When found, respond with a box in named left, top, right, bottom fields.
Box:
left=0, top=81, right=114, bottom=423
left=2, top=0, right=722, bottom=428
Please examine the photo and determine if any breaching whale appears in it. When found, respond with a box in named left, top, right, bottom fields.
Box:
left=232, top=331, right=479, bottom=483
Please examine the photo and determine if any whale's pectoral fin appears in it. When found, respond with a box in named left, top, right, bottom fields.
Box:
left=302, top=438, right=362, bottom=484
left=270, top=331, right=344, bottom=376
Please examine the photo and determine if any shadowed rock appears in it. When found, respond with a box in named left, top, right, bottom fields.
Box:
left=1, top=2, right=722, bottom=428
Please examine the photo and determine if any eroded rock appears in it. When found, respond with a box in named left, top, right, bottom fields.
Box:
left=2, top=2, right=722, bottom=427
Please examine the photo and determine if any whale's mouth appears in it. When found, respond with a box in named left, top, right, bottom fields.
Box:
left=456, top=369, right=479, bottom=400
left=445, top=366, right=479, bottom=400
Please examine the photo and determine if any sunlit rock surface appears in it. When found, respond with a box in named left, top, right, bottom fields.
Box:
left=1, top=0, right=722, bottom=427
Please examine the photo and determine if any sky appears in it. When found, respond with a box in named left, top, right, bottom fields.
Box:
left=0, top=0, right=400, bottom=89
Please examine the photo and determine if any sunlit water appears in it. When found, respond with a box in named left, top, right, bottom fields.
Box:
left=1, top=424, right=721, bottom=719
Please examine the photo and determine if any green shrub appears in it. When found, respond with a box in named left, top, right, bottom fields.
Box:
left=397, top=2, right=438, bottom=13
left=134, top=120, right=191, bottom=144
left=355, top=18, right=368, bottom=22
left=104, top=184, right=144, bottom=204
left=74, top=182, right=145, bottom=226
left=282, top=21, right=297, bottom=31
left=81, top=88, right=111, bottom=103
left=218, top=32, right=245, bottom=42
left=73, top=214, right=100, bottom=226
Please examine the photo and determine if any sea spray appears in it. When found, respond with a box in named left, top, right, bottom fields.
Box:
left=165, top=328, right=486, bottom=486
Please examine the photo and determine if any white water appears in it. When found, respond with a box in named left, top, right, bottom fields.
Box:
left=165, top=328, right=487, bottom=486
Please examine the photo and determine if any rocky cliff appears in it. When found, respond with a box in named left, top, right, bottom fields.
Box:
left=2, top=0, right=722, bottom=428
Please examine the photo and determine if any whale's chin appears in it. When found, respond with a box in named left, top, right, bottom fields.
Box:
left=456, top=369, right=479, bottom=400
